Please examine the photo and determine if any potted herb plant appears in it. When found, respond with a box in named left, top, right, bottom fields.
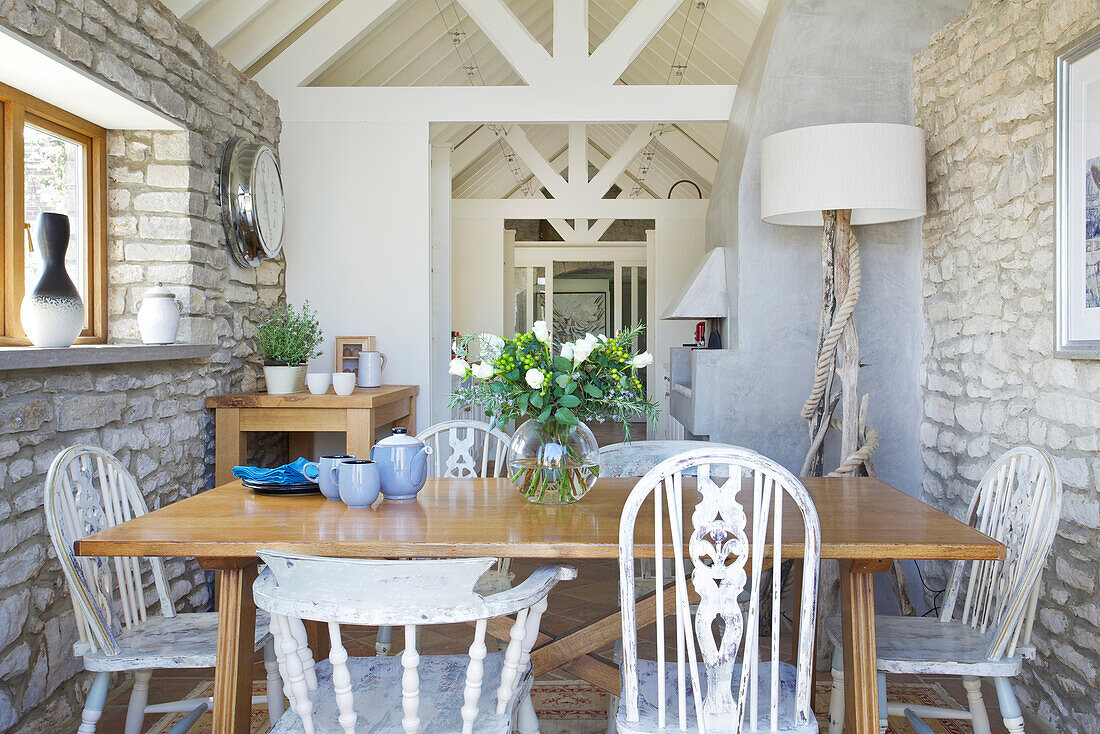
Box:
left=254, top=301, right=323, bottom=395
left=448, top=322, right=658, bottom=504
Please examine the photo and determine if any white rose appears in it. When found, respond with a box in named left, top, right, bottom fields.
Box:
left=560, top=341, right=574, bottom=360
left=572, top=340, right=594, bottom=364
left=472, top=362, right=495, bottom=380
left=598, top=334, right=609, bottom=342
left=632, top=351, right=654, bottom=369
left=532, top=320, right=551, bottom=343
left=582, top=333, right=598, bottom=346
left=449, top=357, right=470, bottom=377
left=525, top=368, right=545, bottom=389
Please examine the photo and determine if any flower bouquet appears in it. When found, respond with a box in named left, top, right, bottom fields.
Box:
left=448, top=321, right=658, bottom=504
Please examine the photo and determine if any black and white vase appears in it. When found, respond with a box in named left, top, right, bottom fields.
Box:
left=20, top=213, right=84, bottom=348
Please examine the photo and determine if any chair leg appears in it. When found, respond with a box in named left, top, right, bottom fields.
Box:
left=125, top=669, right=152, bottom=734
left=877, top=672, right=887, bottom=734
left=78, top=672, right=111, bottom=734
left=376, top=625, right=393, bottom=656
left=517, top=694, right=540, bottom=734
left=963, top=676, right=992, bottom=734
left=994, top=677, right=1025, bottom=734
left=827, top=647, right=844, bottom=734
left=263, top=639, right=285, bottom=722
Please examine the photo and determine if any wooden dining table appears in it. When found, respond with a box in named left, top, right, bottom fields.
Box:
left=76, top=475, right=1002, bottom=734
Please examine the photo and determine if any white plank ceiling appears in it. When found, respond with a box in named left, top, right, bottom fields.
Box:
left=163, top=0, right=763, bottom=199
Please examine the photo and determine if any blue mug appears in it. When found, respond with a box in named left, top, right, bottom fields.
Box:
left=303, top=455, right=354, bottom=500
left=333, top=459, right=381, bottom=509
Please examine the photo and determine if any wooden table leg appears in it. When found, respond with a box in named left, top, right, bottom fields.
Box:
left=215, top=408, right=246, bottom=487
left=288, top=432, right=315, bottom=462
left=210, top=560, right=258, bottom=734
left=347, top=408, right=376, bottom=459
left=840, top=560, right=886, bottom=734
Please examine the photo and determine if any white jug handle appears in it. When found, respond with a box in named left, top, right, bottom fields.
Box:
left=380, top=352, right=387, bottom=371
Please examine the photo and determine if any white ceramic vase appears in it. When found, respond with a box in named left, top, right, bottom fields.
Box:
left=263, top=364, right=307, bottom=394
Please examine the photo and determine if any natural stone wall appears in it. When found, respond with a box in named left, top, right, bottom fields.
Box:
left=0, top=1, right=283, bottom=731
left=915, top=0, right=1100, bottom=729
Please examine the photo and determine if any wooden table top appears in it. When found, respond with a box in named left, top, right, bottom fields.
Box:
left=76, top=477, right=1003, bottom=563
left=205, top=385, right=418, bottom=409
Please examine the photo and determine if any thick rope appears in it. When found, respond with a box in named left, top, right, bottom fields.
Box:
left=801, top=232, right=861, bottom=421
left=828, top=419, right=879, bottom=477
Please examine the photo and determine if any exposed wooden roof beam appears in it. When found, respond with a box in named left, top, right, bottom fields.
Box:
left=162, top=0, right=211, bottom=21
left=255, top=0, right=405, bottom=91
left=219, top=0, right=330, bottom=74
left=588, top=0, right=683, bottom=86
left=504, top=126, right=570, bottom=199
left=453, top=0, right=554, bottom=85
left=587, top=124, right=651, bottom=198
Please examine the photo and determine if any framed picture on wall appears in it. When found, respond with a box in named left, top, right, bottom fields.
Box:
left=334, top=336, right=376, bottom=377
left=1055, top=26, right=1100, bottom=356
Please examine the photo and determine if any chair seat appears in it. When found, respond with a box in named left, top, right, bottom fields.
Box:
left=271, top=652, right=531, bottom=734
left=824, top=615, right=1023, bottom=677
left=615, top=659, right=818, bottom=734
left=78, top=611, right=272, bottom=671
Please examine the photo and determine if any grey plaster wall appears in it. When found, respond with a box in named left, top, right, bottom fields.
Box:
left=704, top=0, right=968, bottom=499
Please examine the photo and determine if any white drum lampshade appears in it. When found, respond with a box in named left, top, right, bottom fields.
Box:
left=760, top=123, right=927, bottom=226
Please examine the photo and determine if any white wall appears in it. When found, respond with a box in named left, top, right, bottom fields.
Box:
left=282, top=120, right=432, bottom=428
left=650, top=218, right=706, bottom=439
left=451, top=217, right=508, bottom=337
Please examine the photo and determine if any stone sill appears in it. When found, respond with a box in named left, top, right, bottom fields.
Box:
left=0, top=344, right=212, bottom=372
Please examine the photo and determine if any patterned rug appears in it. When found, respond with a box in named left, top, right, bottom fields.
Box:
left=148, top=677, right=968, bottom=733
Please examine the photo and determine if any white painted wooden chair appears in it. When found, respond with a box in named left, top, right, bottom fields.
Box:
left=43, top=445, right=282, bottom=734
left=598, top=440, right=739, bottom=478
left=825, top=446, right=1063, bottom=734
left=617, top=447, right=821, bottom=733
left=254, top=550, right=576, bottom=734
left=418, top=420, right=511, bottom=480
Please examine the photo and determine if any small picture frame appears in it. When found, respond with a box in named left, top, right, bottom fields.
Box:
left=334, top=336, right=376, bottom=377
left=1055, top=25, right=1100, bottom=356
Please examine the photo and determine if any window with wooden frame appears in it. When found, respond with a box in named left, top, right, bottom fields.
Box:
left=1, top=80, right=107, bottom=345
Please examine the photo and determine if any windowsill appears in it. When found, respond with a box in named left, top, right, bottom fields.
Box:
left=0, top=343, right=212, bottom=372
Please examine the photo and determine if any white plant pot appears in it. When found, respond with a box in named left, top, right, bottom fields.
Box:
left=263, top=364, right=307, bottom=395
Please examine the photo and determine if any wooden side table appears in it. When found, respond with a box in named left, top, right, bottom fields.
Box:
left=206, top=385, right=418, bottom=485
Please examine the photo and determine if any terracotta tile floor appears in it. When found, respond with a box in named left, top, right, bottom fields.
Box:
left=94, top=558, right=1045, bottom=733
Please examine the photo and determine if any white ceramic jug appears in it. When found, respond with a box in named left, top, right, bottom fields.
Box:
left=137, top=283, right=180, bottom=344
left=357, top=351, right=387, bottom=388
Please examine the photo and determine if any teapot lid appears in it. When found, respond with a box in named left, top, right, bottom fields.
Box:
left=143, top=283, right=176, bottom=299
left=374, top=427, right=424, bottom=448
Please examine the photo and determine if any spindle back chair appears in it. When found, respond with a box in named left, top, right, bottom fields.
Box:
left=44, top=445, right=280, bottom=734
left=618, top=447, right=821, bottom=734
left=255, top=551, right=575, bottom=734
left=417, top=420, right=511, bottom=479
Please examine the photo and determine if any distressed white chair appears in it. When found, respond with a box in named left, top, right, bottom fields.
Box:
left=254, top=550, right=576, bottom=734
left=598, top=440, right=739, bottom=478
left=43, top=445, right=282, bottom=734
left=826, top=446, right=1063, bottom=734
left=418, top=420, right=511, bottom=480
left=618, top=447, right=821, bottom=733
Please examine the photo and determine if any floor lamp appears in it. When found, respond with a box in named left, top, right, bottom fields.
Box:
left=761, top=123, right=927, bottom=624
left=760, top=122, right=927, bottom=478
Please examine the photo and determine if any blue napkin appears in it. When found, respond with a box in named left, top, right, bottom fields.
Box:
left=232, top=457, right=318, bottom=484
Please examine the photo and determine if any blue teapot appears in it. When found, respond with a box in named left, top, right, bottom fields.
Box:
left=370, top=428, right=434, bottom=500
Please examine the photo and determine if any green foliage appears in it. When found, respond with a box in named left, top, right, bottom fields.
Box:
left=448, top=323, right=659, bottom=434
left=254, top=301, right=323, bottom=365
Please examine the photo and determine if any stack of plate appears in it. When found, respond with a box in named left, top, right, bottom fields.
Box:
left=243, top=479, right=319, bottom=496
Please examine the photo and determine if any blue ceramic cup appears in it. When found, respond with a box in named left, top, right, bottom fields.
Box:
left=333, top=459, right=381, bottom=509
left=303, top=454, right=353, bottom=500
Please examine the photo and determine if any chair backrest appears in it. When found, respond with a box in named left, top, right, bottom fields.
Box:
left=598, top=440, right=739, bottom=478
left=254, top=551, right=575, bottom=734
left=43, top=445, right=174, bottom=657
left=417, top=419, right=511, bottom=479
left=619, top=447, right=820, bottom=733
left=939, top=446, right=1062, bottom=660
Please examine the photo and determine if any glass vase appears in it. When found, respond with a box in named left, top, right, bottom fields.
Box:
left=507, top=418, right=600, bottom=504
